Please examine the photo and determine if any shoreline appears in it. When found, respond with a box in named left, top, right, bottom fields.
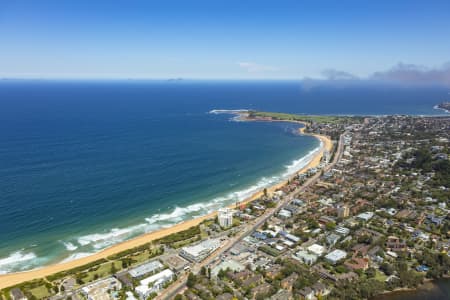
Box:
left=0, top=115, right=333, bottom=289
left=371, top=277, right=450, bottom=300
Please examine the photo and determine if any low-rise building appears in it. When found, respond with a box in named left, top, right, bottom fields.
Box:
left=335, top=226, right=350, bottom=236
left=356, top=212, right=374, bottom=222
left=180, top=239, right=221, bottom=262
left=81, top=277, right=122, bottom=300
left=326, top=233, right=341, bottom=246
left=325, top=249, right=347, bottom=264
left=298, top=287, right=314, bottom=300
left=135, top=269, right=174, bottom=299
left=312, top=282, right=331, bottom=297
left=307, top=244, right=326, bottom=256
left=10, top=288, right=27, bottom=300
left=386, top=236, right=407, bottom=252
left=129, top=260, right=163, bottom=278
left=293, top=250, right=318, bottom=265
left=278, top=209, right=292, bottom=219
left=281, top=272, right=298, bottom=291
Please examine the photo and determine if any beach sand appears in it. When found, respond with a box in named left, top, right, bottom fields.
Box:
left=0, top=123, right=333, bottom=289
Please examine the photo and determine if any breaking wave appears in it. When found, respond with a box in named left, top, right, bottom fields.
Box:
left=61, top=252, right=94, bottom=263
left=58, top=142, right=320, bottom=258
left=0, top=126, right=321, bottom=274
left=0, top=250, right=37, bottom=274
left=61, top=242, right=78, bottom=251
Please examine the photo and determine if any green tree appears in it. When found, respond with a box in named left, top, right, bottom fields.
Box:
left=200, top=266, right=206, bottom=276
left=186, top=272, right=197, bottom=288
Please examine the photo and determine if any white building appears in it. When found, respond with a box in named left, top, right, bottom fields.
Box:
left=129, top=260, right=163, bottom=278
left=325, top=249, right=347, bottom=264
left=278, top=209, right=292, bottom=219
left=307, top=244, right=326, bottom=257
left=135, top=269, right=174, bottom=299
left=293, top=250, right=318, bottom=265
left=357, top=212, right=374, bottom=222
left=218, top=208, right=233, bottom=228
left=81, top=277, right=122, bottom=300
left=335, top=226, right=350, bottom=236
left=180, top=238, right=221, bottom=262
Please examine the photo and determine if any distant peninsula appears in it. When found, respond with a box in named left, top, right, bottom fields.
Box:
left=435, top=101, right=450, bottom=113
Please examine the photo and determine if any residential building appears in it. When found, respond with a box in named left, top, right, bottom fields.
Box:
left=307, top=244, right=326, bottom=257
left=10, top=288, right=27, bottom=300
left=281, top=273, right=298, bottom=291
left=218, top=208, right=233, bottom=228
left=386, top=236, right=407, bottom=252
left=81, top=277, right=122, bottom=300
left=180, top=239, right=221, bottom=262
left=278, top=209, right=292, bottom=219
left=325, top=250, right=347, bottom=264
left=356, top=212, right=374, bottom=222
left=129, top=260, right=163, bottom=278
left=135, top=269, right=174, bottom=299
left=337, top=205, right=350, bottom=218
left=293, top=250, right=318, bottom=265
left=298, top=287, right=314, bottom=300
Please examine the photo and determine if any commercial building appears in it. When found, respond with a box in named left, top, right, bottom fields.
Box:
left=356, top=212, right=374, bottom=222
left=335, top=226, right=350, bottom=236
left=218, top=208, right=233, bottom=228
left=180, top=238, right=221, bottom=262
left=135, top=269, right=174, bottom=299
left=293, top=250, right=318, bottom=265
left=307, top=244, right=326, bottom=257
left=81, top=277, right=122, bottom=300
left=325, top=249, right=347, bottom=264
left=129, top=260, right=163, bottom=278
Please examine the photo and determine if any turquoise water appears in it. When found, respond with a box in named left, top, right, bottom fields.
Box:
left=0, top=80, right=448, bottom=273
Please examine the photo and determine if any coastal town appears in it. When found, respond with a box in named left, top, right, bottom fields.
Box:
left=1, top=112, right=449, bottom=300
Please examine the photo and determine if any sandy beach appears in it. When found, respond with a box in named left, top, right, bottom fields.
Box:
left=0, top=120, right=333, bottom=290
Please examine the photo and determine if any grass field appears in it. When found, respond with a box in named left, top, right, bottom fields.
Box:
left=248, top=111, right=360, bottom=124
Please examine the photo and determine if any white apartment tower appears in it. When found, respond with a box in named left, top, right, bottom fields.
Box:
left=218, top=208, right=233, bottom=228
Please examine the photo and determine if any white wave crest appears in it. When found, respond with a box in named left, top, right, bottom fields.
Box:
left=77, top=225, right=146, bottom=247
left=61, top=252, right=93, bottom=263
left=209, top=109, right=249, bottom=114
left=65, top=144, right=321, bottom=260
left=61, top=242, right=78, bottom=251
left=0, top=251, right=37, bottom=274
left=282, top=144, right=321, bottom=178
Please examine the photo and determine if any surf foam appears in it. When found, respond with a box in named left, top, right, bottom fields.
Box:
left=0, top=251, right=37, bottom=274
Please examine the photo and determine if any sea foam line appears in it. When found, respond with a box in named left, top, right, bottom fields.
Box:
left=67, top=143, right=320, bottom=252
left=0, top=112, right=322, bottom=272
left=0, top=250, right=37, bottom=274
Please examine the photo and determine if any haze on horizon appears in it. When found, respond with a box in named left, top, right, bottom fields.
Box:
left=1, top=0, right=450, bottom=85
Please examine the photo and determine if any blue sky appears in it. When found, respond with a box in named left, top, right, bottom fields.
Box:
left=1, top=0, right=450, bottom=79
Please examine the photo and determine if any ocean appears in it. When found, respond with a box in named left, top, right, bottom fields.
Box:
left=0, top=80, right=448, bottom=273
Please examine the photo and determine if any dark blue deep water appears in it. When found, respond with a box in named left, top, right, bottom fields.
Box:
left=0, top=80, right=448, bottom=272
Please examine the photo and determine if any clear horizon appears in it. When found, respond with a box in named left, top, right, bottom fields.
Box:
left=1, top=0, right=450, bottom=85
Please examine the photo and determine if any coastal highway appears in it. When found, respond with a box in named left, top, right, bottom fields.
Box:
left=159, top=132, right=346, bottom=300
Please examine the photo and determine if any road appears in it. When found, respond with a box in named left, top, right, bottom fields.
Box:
left=159, top=132, right=346, bottom=300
